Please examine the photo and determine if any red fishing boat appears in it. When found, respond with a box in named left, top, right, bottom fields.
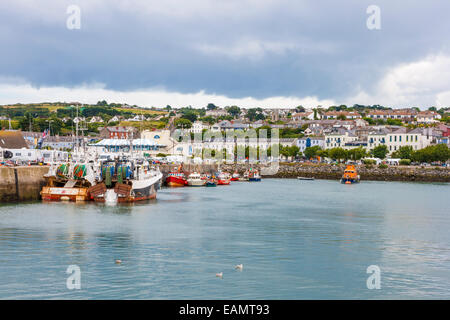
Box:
left=165, top=165, right=188, bottom=187
left=217, top=172, right=231, bottom=185
left=231, top=171, right=240, bottom=181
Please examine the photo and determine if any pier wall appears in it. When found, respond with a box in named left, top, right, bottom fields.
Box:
left=0, top=166, right=48, bottom=202
left=220, top=163, right=450, bottom=183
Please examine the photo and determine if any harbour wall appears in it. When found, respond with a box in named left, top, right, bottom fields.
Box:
left=219, top=163, right=450, bottom=183
left=160, top=163, right=450, bottom=183
left=0, top=166, right=48, bottom=202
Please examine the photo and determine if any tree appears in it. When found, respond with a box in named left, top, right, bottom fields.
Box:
left=391, top=146, right=413, bottom=159
left=347, top=147, right=367, bottom=161
left=303, top=146, right=322, bottom=159
left=227, top=106, right=241, bottom=118
left=328, top=147, right=348, bottom=162
left=412, top=144, right=450, bottom=163
left=174, top=118, right=192, bottom=129
left=206, top=103, right=218, bottom=110
left=337, top=114, right=347, bottom=120
left=246, top=108, right=264, bottom=122
left=181, top=110, right=198, bottom=122
left=372, top=145, right=389, bottom=159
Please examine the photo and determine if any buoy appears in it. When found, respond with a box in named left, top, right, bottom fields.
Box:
left=115, top=259, right=122, bottom=264
left=216, top=272, right=223, bottom=278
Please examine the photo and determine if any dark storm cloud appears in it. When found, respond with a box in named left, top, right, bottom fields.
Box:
left=0, top=0, right=449, bottom=102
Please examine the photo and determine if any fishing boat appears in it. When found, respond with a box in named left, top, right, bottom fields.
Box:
left=88, top=160, right=162, bottom=203
left=239, top=171, right=249, bottom=181
left=165, top=165, right=188, bottom=187
left=231, top=171, right=240, bottom=181
left=206, top=179, right=217, bottom=187
left=217, top=172, right=231, bottom=185
left=340, top=164, right=360, bottom=184
left=248, top=169, right=261, bottom=182
left=187, top=172, right=206, bottom=187
left=41, top=163, right=95, bottom=202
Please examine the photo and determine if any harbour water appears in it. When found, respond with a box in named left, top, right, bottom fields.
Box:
left=0, top=179, right=449, bottom=299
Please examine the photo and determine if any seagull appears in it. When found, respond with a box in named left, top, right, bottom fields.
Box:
left=115, top=259, right=122, bottom=264
left=216, top=272, right=223, bottom=278
left=235, top=264, right=243, bottom=271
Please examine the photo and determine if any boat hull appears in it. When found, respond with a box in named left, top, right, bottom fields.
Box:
left=89, top=177, right=160, bottom=203
left=340, top=178, right=360, bottom=184
left=249, top=177, right=261, bottom=182
left=188, top=180, right=206, bottom=187
left=41, top=186, right=90, bottom=202
left=166, top=176, right=187, bottom=187
left=217, top=179, right=231, bottom=185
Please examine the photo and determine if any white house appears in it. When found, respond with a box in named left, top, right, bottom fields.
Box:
left=292, top=112, right=315, bottom=121
left=416, top=111, right=442, bottom=123
left=297, top=137, right=325, bottom=153
left=89, top=116, right=104, bottom=123
left=368, top=127, right=433, bottom=154
left=324, top=129, right=358, bottom=148
left=190, top=121, right=210, bottom=134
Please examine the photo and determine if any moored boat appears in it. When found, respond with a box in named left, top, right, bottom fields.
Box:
left=217, top=172, right=231, bottom=185
left=231, top=171, right=240, bottom=181
left=206, top=179, right=217, bottom=187
left=88, top=160, right=162, bottom=203
left=340, top=164, right=360, bottom=184
left=239, top=171, right=249, bottom=181
left=187, top=172, right=206, bottom=187
left=41, top=163, right=94, bottom=202
left=165, top=165, right=188, bottom=187
left=297, top=176, right=315, bottom=181
left=248, top=169, right=261, bottom=182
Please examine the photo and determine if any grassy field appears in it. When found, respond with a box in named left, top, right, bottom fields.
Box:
left=113, top=107, right=167, bottom=115
left=119, top=120, right=167, bottom=130
left=1, top=104, right=168, bottom=115
left=0, top=120, right=20, bottom=129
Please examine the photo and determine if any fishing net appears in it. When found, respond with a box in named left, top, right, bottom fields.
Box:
left=73, top=164, right=86, bottom=180
left=56, top=164, right=69, bottom=178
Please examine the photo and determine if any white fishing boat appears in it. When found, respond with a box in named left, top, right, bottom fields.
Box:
left=187, top=172, right=206, bottom=187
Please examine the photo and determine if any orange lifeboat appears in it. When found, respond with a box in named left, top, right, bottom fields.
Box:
left=341, top=164, right=360, bottom=184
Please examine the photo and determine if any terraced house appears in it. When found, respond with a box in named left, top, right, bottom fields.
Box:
left=324, top=129, right=358, bottom=148
left=368, top=127, right=433, bottom=153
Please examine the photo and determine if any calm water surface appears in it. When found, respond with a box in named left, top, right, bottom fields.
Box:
left=0, top=179, right=449, bottom=299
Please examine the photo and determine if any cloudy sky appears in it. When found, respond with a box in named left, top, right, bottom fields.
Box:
left=1, top=0, right=449, bottom=109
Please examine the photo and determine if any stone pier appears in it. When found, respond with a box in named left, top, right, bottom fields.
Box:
left=0, top=166, right=49, bottom=202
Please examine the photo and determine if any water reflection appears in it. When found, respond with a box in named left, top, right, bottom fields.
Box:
left=0, top=180, right=449, bottom=299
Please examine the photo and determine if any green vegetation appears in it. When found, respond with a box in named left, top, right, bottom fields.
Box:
left=399, top=159, right=411, bottom=166
left=371, top=145, right=389, bottom=159
left=389, top=144, right=450, bottom=163
left=411, top=144, right=450, bottom=163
